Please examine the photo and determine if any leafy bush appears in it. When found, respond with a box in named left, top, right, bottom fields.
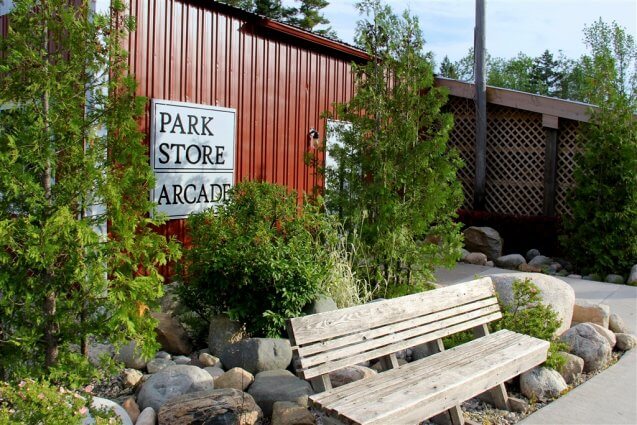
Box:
left=177, top=181, right=334, bottom=337
left=0, top=379, right=118, bottom=425
left=492, top=278, right=567, bottom=371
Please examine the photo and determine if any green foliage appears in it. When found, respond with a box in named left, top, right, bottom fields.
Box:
left=0, top=379, right=118, bottom=425
left=0, top=0, right=181, bottom=384
left=325, top=0, right=463, bottom=296
left=492, top=278, right=566, bottom=371
left=177, top=181, right=334, bottom=337
left=562, top=21, right=637, bottom=277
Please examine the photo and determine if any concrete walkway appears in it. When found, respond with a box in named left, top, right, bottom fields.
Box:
left=434, top=263, right=637, bottom=425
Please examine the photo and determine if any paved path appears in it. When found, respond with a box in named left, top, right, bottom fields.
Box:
left=434, top=263, right=637, bottom=425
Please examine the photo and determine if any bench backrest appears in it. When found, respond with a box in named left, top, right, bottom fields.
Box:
left=287, top=277, right=501, bottom=380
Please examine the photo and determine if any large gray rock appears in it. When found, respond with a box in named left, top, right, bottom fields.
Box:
left=526, top=249, right=541, bottom=262
left=605, top=274, right=625, bottom=284
left=489, top=273, right=575, bottom=336
left=560, top=323, right=612, bottom=372
left=137, top=365, right=215, bottom=411
left=305, top=295, right=338, bottom=314
left=208, top=315, right=246, bottom=357
left=158, top=388, right=262, bottom=425
left=615, top=333, right=637, bottom=351
left=463, top=226, right=503, bottom=260
left=520, top=367, right=567, bottom=402
left=628, top=265, right=637, bottom=286
left=589, top=323, right=616, bottom=348
left=147, top=358, right=176, bottom=374
left=328, top=365, right=377, bottom=388
left=609, top=313, right=629, bottom=334
left=136, top=407, right=156, bottom=425
left=528, top=255, right=553, bottom=268
left=572, top=300, right=610, bottom=328
left=88, top=342, right=115, bottom=367
left=464, top=252, right=488, bottom=266
left=247, top=370, right=314, bottom=417
left=152, top=312, right=193, bottom=356
left=116, top=341, right=148, bottom=370
left=221, top=338, right=292, bottom=374
left=494, top=254, right=526, bottom=269
left=558, top=351, right=584, bottom=384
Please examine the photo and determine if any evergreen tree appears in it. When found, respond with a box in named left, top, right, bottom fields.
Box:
left=291, top=0, right=336, bottom=37
left=326, top=0, right=463, bottom=295
left=254, top=0, right=296, bottom=22
left=439, top=55, right=459, bottom=79
left=529, top=50, right=561, bottom=96
left=0, top=0, right=180, bottom=381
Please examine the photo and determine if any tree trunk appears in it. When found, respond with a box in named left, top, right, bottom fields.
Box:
left=44, top=291, right=59, bottom=367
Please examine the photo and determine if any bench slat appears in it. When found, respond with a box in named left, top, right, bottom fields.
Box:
left=296, top=297, right=499, bottom=357
left=298, top=302, right=501, bottom=369
left=300, top=311, right=502, bottom=379
left=323, top=332, right=548, bottom=424
left=289, top=277, right=495, bottom=346
left=311, top=330, right=519, bottom=406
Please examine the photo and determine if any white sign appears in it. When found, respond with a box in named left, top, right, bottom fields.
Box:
left=151, top=99, right=236, bottom=219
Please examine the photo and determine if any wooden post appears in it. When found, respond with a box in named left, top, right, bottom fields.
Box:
left=428, top=339, right=465, bottom=425
left=473, top=324, right=511, bottom=410
left=474, top=0, right=487, bottom=210
left=543, top=114, right=559, bottom=216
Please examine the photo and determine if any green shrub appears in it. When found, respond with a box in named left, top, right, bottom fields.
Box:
left=177, top=181, right=334, bottom=337
left=0, top=379, right=118, bottom=425
left=492, top=278, right=567, bottom=371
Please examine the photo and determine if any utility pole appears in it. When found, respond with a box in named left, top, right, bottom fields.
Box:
left=474, top=0, right=487, bottom=210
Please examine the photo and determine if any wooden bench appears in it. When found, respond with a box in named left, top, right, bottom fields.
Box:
left=286, top=277, right=549, bottom=425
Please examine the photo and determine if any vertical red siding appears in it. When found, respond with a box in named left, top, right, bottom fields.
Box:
left=125, top=0, right=357, bottom=273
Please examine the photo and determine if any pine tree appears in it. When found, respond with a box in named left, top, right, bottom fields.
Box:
left=439, top=55, right=459, bottom=79
left=529, top=50, right=561, bottom=96
left=0, top=0, right=180, bottom=382
left=291, top=0, right=335, bottom=37
left=326, top=0, right=463, bottom=295
left=254, top=0, right=295, bottom=21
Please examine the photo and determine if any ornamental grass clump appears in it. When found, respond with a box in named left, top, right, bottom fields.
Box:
left=177, top=181, right=336, bottom=337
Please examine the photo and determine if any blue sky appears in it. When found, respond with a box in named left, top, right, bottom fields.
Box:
left=304, top=0, right=637, bottom=65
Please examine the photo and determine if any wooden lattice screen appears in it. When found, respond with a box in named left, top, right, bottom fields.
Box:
left=446, top=96, right=581, bottom=217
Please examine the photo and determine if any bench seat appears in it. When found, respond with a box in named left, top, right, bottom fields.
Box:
left=310, top=329, right=549, bottom=425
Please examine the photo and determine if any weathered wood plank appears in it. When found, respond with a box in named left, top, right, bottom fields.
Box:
left=289, top=278, right=495, bottom=345
left=310, top=374, right=332, bottom=392
left=299, top=304, right=501, bottom=370
left=472, top=324, right=511, bottom=410
left=312, top=331, right=520, bottom=407
left=297, top=298, right=498, bottom=357
left=379, top=353, right=399, bottom=371
left=347, top=339, right=549, bottom=424
left=300, top=311, right=503, bottom=379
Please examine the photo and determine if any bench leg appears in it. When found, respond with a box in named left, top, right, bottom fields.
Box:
left=431, top=406, right=464, bottom=425
left=487, top=383, right=510, bottom=410
left=310, top=374, right=332, bottom=392
left=379, top=353, right=399, bottom=370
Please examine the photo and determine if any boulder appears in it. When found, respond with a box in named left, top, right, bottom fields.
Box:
left=116, top=341, right=148, bottom=370
left=121, top=368, right=143, bottom=388
left=528, top=255, right=552, bottom=268
left=520, top=367, right=567, bottom=401
left=88, top=342, right=115, bottom=367
left=464, top=252, right=488, bottom=266
left=272, top=401, right=316, bottom=425
left=557, top=352, right=584, bottom=385
left=628, top=265, right=637, bottom=286
left=137, top=365, right=215, bottom=412
left=247, top=370, right=314, bottom=417
left=460, top=248, right=470, bottom=261
left=147, top=358, right=176, bottom=374
left=208, top=315, right=246, bottom=356
left=215, top=367, right=255, bottom=391
left=198, top=352, right=221, bottom=368
left=525, top=249, right=541, bottom=262
left=221, top=338, right=292, bottom=374
left=86, top=397, right=133, bottom=425
left=615, top=333, right=637, bottom=351
left=304, top=295, right=338, bottom=314
left=485, top=260, right=494, bottom=267
left=151, top=312, right=193, bottom=356
left=136, top=407, right=156, bottom=425
left=158, top=388, right=261, bottom=425
left=560, top=323, right=611, bottom=372
left=122, top=397, right=140, bottom=424
left=494, top=254, right=526, bottom=269
left=609, top=313, right=629, bottom=334
left=589, top=323, right=616, bottom=348
left=155, top=351, right=171, bottom=360
left=204, top=366, right=226, bottom=380
left=489, top=273, right=575, bottom=336
left=605, top=274, right=625, bottom=284
left=572, top=301, right=610, bottom=328
left=173, top=355, right=191, bottom=365
left=463, top=226, right=503, bottom=260
left=328, top=366, right=377, bottom=388
left=583, top=274, right=602, bottom=282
